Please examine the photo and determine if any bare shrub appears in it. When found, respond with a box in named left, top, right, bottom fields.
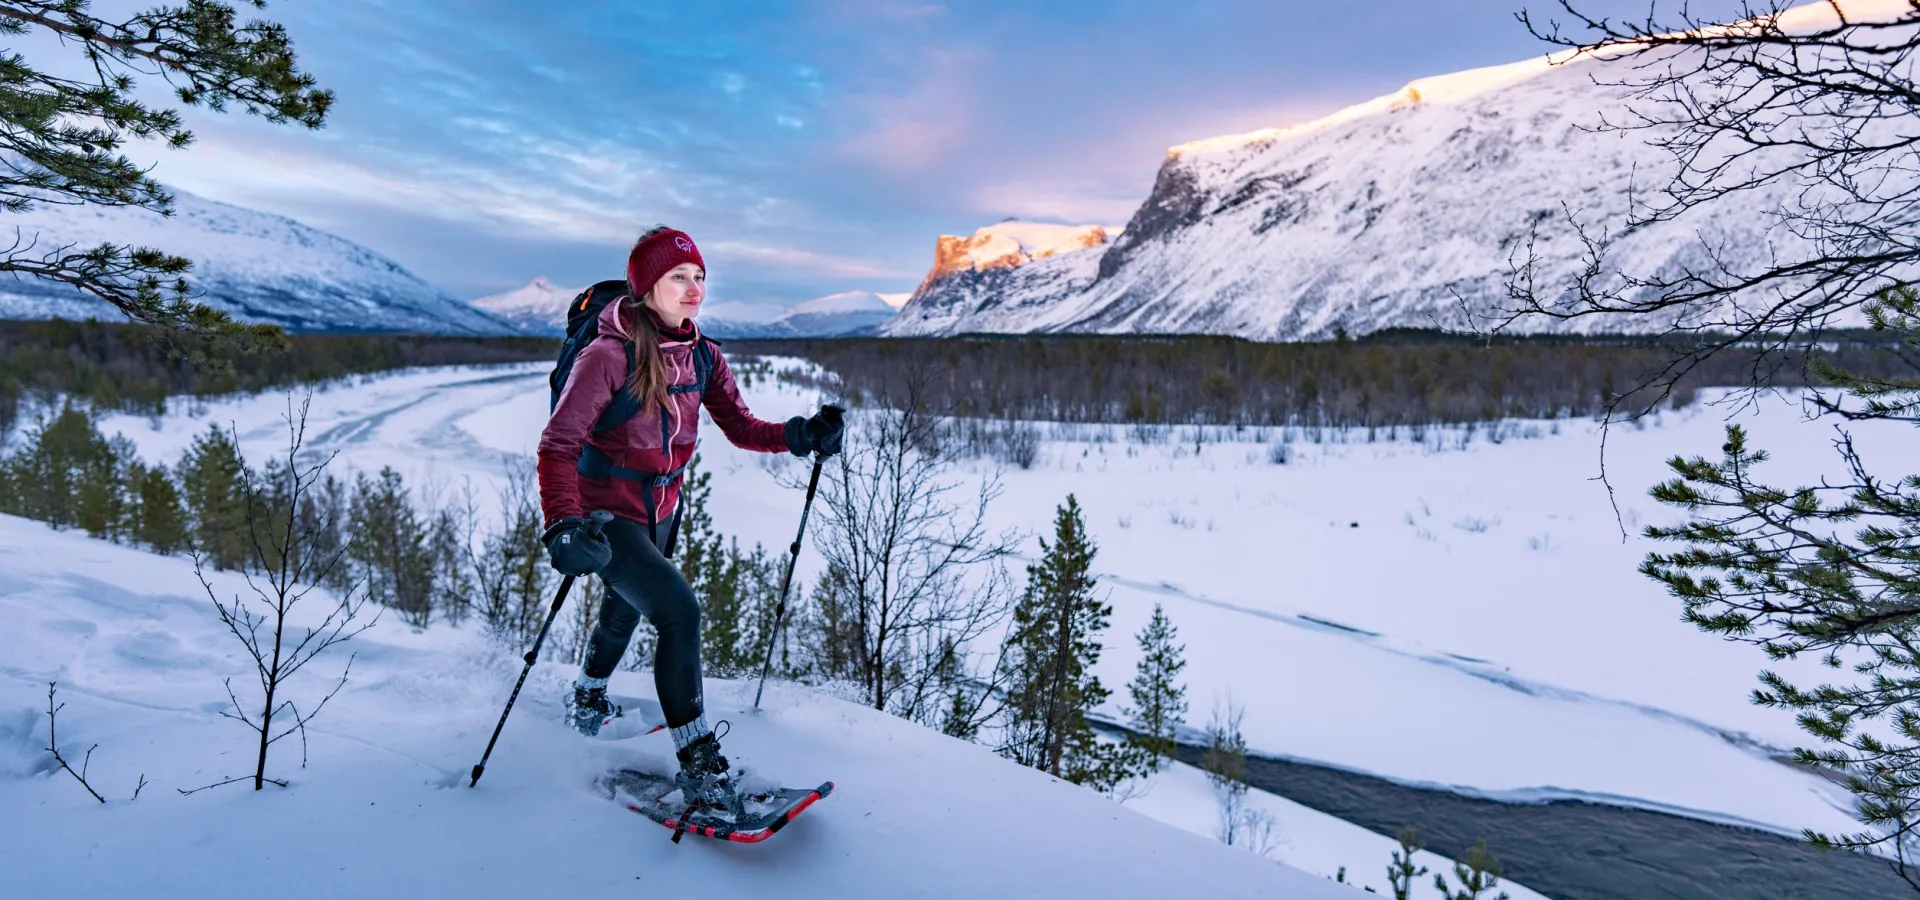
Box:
left=190, top=395, right=375, bottom=793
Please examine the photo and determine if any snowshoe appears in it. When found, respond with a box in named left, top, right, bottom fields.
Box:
left=597, top=767, right=833, bottom=844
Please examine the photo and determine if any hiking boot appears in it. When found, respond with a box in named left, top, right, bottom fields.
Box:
left=566, top=678, right=618, bottom=737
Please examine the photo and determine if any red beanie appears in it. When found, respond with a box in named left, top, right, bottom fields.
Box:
left=626, top=229, right=706, bottom=297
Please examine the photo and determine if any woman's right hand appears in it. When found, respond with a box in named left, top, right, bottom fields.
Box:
left=786, top=405, right=845, bottom=458
left=541, top=513, right=613, bottom=576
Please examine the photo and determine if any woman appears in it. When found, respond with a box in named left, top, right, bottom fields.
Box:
left=536, top=225, right=842, bottom=802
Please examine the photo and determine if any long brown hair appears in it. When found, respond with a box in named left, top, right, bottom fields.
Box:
left=622, top=225, right=674, bottom=412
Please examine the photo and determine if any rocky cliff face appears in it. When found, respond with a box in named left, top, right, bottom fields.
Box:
left=884, top=222, right=1116, bottom=335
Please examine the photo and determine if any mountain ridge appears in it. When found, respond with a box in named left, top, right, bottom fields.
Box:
left=0, top=187, right=518, bottom=335
left=888, top=1, right=1888, bottom=340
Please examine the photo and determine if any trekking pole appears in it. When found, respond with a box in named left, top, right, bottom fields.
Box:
left=470, top=509, right=613, bottom=787
left=753, top=404, right=842, bottom=711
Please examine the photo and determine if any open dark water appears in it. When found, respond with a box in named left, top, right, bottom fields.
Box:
left=1169, top=743, right=1912, bottom=899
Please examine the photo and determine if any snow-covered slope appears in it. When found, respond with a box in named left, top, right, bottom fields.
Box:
left=474, top=280, right=897, bottom=338
left=0, top=188, right=518, bottom=335
left=0, top=513, right=1359, bottom=899
left=890, top=0, right=1905, bottom=340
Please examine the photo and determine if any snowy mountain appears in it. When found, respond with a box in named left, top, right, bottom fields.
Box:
left=0, top=188, right=518, bottom=335
left=472, top=280, right=898, bottom=338
left=468, top=276, right=580, bottom=334
left=761, top=290, right=899, bottom=337
left=885, top=1, right=1885, bottom=340
left=0, top=511, right=1360, bottom=899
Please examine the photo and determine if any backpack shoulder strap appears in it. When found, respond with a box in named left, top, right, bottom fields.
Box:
left=693, top=337, right=716, bottom=396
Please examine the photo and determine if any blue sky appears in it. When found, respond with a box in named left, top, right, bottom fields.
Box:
left=140, top=0, right=1742, bottom=307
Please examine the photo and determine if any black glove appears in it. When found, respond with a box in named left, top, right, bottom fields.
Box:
left=542, top=514, right=612, bottom=576
left=786, top=406, right=845, bottom=458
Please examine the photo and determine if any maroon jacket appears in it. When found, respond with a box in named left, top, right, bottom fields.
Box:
left=537, top=300, right=789, bottom=528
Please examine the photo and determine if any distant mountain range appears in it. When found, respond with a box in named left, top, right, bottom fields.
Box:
left=470, top=279, right=901, bottom=338
left=0, top=187, right=518, bottom=335
left=885, top=2, right=1866, bottom=340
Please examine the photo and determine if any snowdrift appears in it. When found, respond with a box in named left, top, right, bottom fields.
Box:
left=0, top=514, right=1354, bottom=899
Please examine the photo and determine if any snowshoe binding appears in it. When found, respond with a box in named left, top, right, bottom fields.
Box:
left=673, top=722, right=743, bottom=821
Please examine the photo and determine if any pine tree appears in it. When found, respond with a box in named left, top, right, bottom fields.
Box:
left=131, top=460, right=189, bottom=553
left=1386, top=827, right=1429, bottom=900
left=427, top=505, right=470, bottom=625
left=2, top=405, right=100, bottom=529
left=1433, top=839, right=1510, bottom=900
left=75, top=433, right=138, bottom=541
left=998, top=495, right=1138, bottom=790
left=177, top=425, right=251, bottom=570
left=302, top=473, right=351, bottom=593
left=346, top=466, right=433, bottom=627
left=1125, top=603, right=1188, bottom=769
left=476, top=469, right=552, bottom=646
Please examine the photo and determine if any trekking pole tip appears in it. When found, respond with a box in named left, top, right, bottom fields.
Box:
left=468, top=763, right=484, bottom=787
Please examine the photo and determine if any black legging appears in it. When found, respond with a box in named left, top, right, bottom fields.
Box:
left=581, top=515, right=704, bottom=729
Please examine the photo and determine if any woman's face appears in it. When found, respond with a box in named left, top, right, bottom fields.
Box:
left=644, top=262, right=706, bottom=325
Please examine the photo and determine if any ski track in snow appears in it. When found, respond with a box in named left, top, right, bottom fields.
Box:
left=89, top=361, right=1883, bottom=844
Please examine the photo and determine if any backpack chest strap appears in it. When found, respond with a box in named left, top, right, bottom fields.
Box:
left=576, top=442, right=698, bottom=526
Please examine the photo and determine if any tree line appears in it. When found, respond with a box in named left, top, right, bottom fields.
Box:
left=0, top=319, right=556, bottom=442
left=732, top=330, right=1920, bottom=430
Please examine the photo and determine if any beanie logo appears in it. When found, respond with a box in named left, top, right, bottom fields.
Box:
left=674, top=236, right=694, bottom=252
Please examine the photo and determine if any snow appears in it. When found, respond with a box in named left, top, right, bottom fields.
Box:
left=783, top=291, right=895, bottom=317
left=1169, top=55, right=1568, bottom=160
left=889, top=0, right=1919, bottom=341
left=0, top=186, right=517, bottom=335
left=961, top=221, right=1113, bottom=270
left=468, top=277, right=583, bottom=335
left=0, top=514, right=1359, bottom=899
left=82, top=364, right=1890, bottom=851
left=764, top=291, right=900, bottom=337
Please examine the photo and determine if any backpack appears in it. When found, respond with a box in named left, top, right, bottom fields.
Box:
left=546, top=279, right=719, bottom=552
